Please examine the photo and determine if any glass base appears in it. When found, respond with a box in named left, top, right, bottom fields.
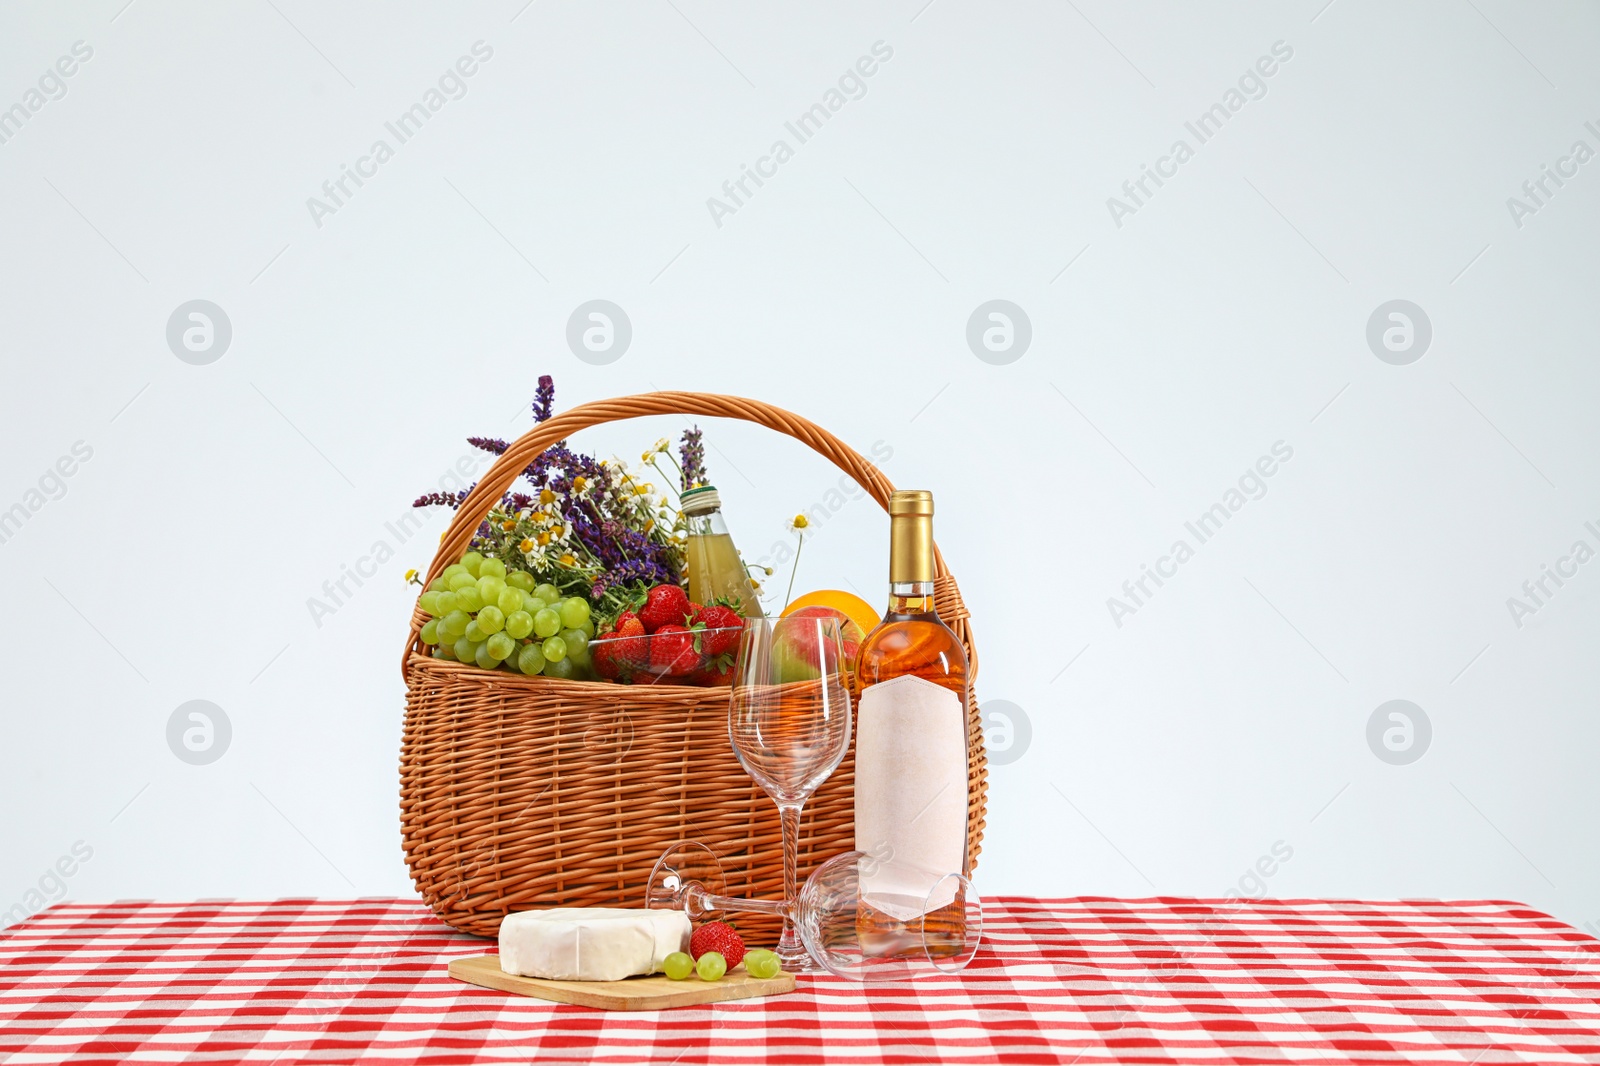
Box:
left=646, top=842, right=727, bottom=921
left=776, top=938, right=822, bottom=974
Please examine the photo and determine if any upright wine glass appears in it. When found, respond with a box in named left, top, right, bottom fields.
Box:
left=726, top=615, right=853, bottom=971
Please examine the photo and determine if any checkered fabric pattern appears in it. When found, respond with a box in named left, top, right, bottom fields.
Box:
left=3, top=898, right=1598, bottom=1064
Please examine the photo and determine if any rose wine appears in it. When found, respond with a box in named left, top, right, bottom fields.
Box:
left=853, top=489, right=970, bottom=955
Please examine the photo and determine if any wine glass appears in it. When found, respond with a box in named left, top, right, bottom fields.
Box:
left=647, top=843, right=982, bottom=980
left=726, top=615, right=853, bottom=971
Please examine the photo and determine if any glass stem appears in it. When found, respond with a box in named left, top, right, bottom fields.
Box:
left=776, top=802, right=805, bottom=964
left=693, top=891, right=789, bottom=919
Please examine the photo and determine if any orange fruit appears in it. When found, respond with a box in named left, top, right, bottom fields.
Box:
left=782, top=589, right=880, bottom=638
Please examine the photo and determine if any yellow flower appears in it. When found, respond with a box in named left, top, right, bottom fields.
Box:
left=572, top=476, right=588, bottom=492
left=500, top=519, right=517, bottom=532
left=790, top=514, right=810, bottom=530
left=538, top=531, right=552, bottom=546
left=404, top=568, right=420, bottom=584
left=559, top=553, right=576, bottom=567
left=635, top=483, right=652, bottom=496
left=539, top=489, right=556, bottom=505
left=519, top=538, right=535, bottom=553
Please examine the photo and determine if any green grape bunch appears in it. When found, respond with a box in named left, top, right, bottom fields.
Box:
left=417, top=550, right=595, bottom=678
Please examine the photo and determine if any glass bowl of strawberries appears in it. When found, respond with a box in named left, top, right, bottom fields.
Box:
left=591, top=584, right=745, bottom=686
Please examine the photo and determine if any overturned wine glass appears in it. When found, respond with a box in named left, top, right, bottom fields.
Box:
left=646, top=842, right=982, bottom=980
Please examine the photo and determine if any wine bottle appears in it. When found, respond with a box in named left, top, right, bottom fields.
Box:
left=681, top=486, right=762, bottom=617
left=853, top=489, right=970, bottom=953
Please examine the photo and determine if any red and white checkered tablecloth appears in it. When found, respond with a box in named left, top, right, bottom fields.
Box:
left=3, top=898, right=1598, bottom=1065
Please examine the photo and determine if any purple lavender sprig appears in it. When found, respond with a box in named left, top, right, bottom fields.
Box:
left=414, top=489, right=471, bottom=509
left=532, top=375, right=555, bottom=423
left=679, top=427, right=706, bottom=491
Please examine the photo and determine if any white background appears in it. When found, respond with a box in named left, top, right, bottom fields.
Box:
left=2, top=0, right=1597, bottom=933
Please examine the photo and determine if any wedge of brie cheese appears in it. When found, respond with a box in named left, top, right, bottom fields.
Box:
left=497, top=908, right=692, bottom=982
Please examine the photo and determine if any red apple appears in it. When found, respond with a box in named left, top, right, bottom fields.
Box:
left=773, top=606, right=864, bottom=682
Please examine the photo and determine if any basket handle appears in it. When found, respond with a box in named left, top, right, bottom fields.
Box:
left=408, top=391, right=975, bottom=671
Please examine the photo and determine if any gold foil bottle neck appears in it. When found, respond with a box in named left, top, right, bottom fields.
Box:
left=888, top=489, right=935, bottom=583
left=888, top=489, right=934, bottom=517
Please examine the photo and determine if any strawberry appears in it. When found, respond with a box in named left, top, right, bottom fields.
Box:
left=690, top=921, right=745, bottom=969
left=591, top=633, right=621, bottom=680
left=695, top=604, right=743, bottom=656
left=639, top=584, right=692, bottom=633
left=615, top=633, right=652, bottom=672
left=696, top=659, right=735, bottom=687
left=649, top=624, right=700, bottom=675
left=614, top=611, right=646, bottom=639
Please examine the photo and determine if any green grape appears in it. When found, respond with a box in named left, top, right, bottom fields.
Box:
left=744, top=949, right=781, bottom=979
left=523, top=594, right=548, bottom=615
left=579, top=620, right=595, bottom=638
left=448, top=572, right=477, bottom=592
left=506, top=572, right=535, bottom=591
left=486, top=632, right=515, bottom=661
left=505, top=610, right=534, bottom=639
left=497, top=588, right=523, bottom=615
left=559, top=598, right=591, bottom=628
left=542, top=656, right=575, bottom=679
left=477, top=575, right=506, bottom=603
left=461, top=551, right=484, bottom=576
left=454, top=586, right=484, bottom=613
left=453, top=636, right=478, bottom=663
left=559, top=628, right=589, bottom=657
left=436, top=591, right=459, bottom=615
left=516, top=644, right=546, bottom=675
left=464, top=620, right=485, bottom=643
left=418, top=591, right=443, bottom=616
left=695, top=952, right=726, bottom=981
left=442, top=564, right=468, bottom=583
left=541, top=635, right=567, bottom=662
left=420, top=619, right=441, bottom=644
left=473, top=643, right=498, bottom=669
left=534, top=583, right=560, bottom=603
left=662, top=951, right=694, bottom=980
left=440, top=610, right=469, bottom=640
left=533, top=608, right=561, bottom=639
left=427, top=577, right=448, bottom=593
left=435, top=641, right=457, bottom=660
left=476, top=606, right=505, bottom=635
left=478, top=557, right=506, bottom=579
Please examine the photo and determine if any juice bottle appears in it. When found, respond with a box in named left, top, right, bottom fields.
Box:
left=682, top=486, right=761, bottom=616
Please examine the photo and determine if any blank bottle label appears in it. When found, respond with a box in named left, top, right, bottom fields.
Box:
left=854, top=674, right=966, bottom=919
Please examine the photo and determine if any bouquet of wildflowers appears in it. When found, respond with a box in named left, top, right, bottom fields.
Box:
left=414, top=376, right=703, bottom=626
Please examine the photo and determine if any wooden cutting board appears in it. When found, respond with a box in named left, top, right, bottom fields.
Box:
left=448, top=954, right=796, bottom=1010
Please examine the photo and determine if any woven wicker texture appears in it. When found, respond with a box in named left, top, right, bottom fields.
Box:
left=400, top=392, right=987, bottom=939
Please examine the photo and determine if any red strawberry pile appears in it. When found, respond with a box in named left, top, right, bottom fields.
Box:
left=591, top=584, right=744, bottom=686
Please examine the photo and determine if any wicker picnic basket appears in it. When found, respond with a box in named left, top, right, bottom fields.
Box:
left=400, top=391, right=987, bottom=939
